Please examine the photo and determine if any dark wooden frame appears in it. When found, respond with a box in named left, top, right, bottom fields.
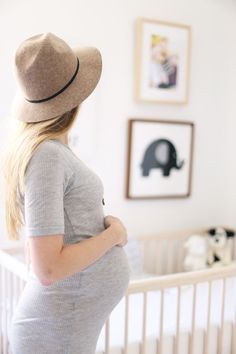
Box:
left=125, top=118, right=194, bottom=199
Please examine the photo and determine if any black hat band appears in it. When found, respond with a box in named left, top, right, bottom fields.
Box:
left=25, top=57, right=80, bottom=104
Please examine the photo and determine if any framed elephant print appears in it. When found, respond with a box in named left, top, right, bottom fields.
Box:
left=135, top=18, right=191, bottom=104
left=126, top=119, right=194, bottom=199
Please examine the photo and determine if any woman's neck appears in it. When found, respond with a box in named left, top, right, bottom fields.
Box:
left=56, top=132, right=68, bottom=145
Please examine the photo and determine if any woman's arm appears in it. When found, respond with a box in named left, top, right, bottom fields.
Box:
left=28, top=216, right=127, bottom=285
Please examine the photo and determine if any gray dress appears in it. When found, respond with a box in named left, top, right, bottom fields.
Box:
left=9, top=139, right=131, bottom=354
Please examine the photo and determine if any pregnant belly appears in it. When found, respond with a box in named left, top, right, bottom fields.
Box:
left=79, top=245, right=131, bottom=301
left=11, top=246, right=131, bottom=354
left=28, top=245, right=131, bottom=299
left=19, top=245, right=131, bottom=333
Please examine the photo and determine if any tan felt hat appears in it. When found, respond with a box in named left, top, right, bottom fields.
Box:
left=11, top=32, right=102, bottom=122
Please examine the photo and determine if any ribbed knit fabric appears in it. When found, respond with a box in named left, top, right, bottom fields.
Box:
left=8, top=139, right=131, bottom=354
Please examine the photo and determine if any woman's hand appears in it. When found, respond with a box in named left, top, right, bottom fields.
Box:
left=104, top=215, right=128, bottom=247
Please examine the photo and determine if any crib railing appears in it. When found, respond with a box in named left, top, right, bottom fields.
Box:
left=137, top=227, right=236, bottom=275
left=102, top=227, right=236, bottom=354
left=1, top=228, right=236, bottom=354
left=0, top=246, right=28, bottom=354
left=122, top=263, right=236, bottom=354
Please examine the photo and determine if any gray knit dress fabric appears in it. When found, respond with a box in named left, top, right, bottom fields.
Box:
left=8, top=139, right=131, bottom=354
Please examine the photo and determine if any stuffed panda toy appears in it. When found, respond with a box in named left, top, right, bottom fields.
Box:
left=207, top=227, right=235, bottom=268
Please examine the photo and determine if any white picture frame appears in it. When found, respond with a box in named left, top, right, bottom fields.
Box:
left=135, top=18, right=191, bottom=104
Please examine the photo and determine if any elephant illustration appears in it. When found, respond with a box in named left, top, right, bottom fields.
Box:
left=140, top=138, right=184, bottom=177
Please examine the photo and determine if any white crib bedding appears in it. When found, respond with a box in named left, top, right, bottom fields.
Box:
left=96, top=276, right=236, bottom=354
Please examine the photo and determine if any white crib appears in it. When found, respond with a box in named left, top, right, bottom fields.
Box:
left=1, top=227, right=236, bottom=354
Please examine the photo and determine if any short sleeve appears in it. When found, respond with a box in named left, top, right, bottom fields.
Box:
left=24, top=142, right=66, bottom=237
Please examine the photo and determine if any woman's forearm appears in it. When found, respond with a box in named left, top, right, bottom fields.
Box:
left=47, top=227, right=118, bottom=284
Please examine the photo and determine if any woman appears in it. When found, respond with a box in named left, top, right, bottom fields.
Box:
left=3, top=32, right=131, bottom=354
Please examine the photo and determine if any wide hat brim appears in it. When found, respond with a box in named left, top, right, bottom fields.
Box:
left=11, top=46, right=102, bottom=123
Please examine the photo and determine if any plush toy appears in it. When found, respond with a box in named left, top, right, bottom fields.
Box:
left=183, top=235, right=208, bottom=271
left=207, top=227, right=235, bottom=268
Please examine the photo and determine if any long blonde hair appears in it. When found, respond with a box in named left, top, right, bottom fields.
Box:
left=2, top=105, right=80, bottom=241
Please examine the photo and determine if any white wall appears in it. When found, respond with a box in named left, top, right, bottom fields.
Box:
left=0, top=0, right=235, bottom=241
left=224, top=15, right=236, bottom=229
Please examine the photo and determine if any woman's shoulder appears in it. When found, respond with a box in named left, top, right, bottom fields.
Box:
left=23, top=139, right=75, bottom=195
left=26, top=139, right=71, bottom=177
left=29, top=139, right=68, bottom=163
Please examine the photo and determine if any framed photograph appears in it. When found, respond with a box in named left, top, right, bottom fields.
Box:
left=135, top=18, right=191, bottom=104
left=126, top=119, right=194, bottom=199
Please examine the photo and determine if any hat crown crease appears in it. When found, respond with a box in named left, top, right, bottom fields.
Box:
left=14, top=33, right=77, bottom=100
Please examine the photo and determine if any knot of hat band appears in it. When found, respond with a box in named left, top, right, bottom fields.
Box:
left=25, top=57, right=80, bottom=104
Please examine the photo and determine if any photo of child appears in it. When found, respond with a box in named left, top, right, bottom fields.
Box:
left=149, top=34, right=178, bottom=90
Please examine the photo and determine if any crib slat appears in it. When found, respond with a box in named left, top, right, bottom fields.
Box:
left=2, top=267, right=8, bottom=354
left=157, top=289, right=164, bottom=354
left=124, top=294, right=129, bottom=354
left=0, top=265, right=3, bottom=353
left=177, top=238, right=187, bottom=273
left=217, top=277, right=226, bottom=354
left=166, top=241, right=173, bottom=274
left=9, top=272, right=14, bottom=319
left=6, top=270, right=11, bottom=353
left=143, top=242, right=149, bottom=273
left=176, top=241, right=182, bottom=273
left=16, top=275, right=22, bottom=301
left=189, top=283, right=197, bottom=354
left=6, top=269, right=16, bottom=354
left=7, top=270, right=15, bottom=342
left=141, top=291, right=148, bottom=354
left=232, top=296, right=236, bottom=354
left=155, top=240, right=163, bottom=275
left=174, top=286, right=181, bottom=354
left=204, top=280, right=212, bottom=354
left=13, top=274, right=18, bottom=309
left=172, top=241, right=179, bottom=274
left=231, top=322, right=236, bottom=354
